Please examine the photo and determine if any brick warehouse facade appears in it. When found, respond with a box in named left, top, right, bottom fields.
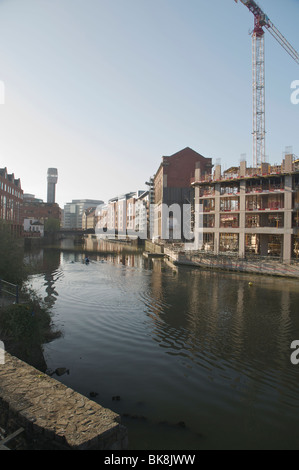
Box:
left=153, top=147, right=213, bottom=240
left=0, top=167, right=23, bottom=236
left=23, top=198, right=62, bottom=228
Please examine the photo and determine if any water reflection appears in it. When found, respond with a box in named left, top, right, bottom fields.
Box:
left=28, top=248, right=299, bottom=449
left=144, top=266, right=299, bottom=410
left=84, top=235, right=143, bottom=254
left=25, top=248, right=61, bottom=307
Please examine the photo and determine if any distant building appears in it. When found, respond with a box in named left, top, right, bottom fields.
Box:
left=21, top=168, right=60, bottom=232
left=106, top=193, right=136, bottom=238
left=96, top=191, right=150, bottom=239
left=125, top=190, right=146, bottom=238
left=23, top=194, right=61, bottom=230
left=134, top=190, right=150, bottom=239
left=153, top=147, right=213, bottom=241
left=96, top=204, right=109, bottom=234
left=24, top=218, right=44, bottom=237
left=63, top=199, right=104, bottom=229
left=145, top=176, right=155, bottom=238
left=47, top=168, right=58, bottom=204
left=23, top=193, right=43, bottom=204
left=82, top=207, right=97, bottom=231
left=0, top=167, right=23, bottom=236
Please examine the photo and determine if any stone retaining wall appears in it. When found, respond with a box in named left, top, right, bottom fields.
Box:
left=0, top=353, right=128, bottom=450
left=165, top=249, right=299, bottom=279
left=145, top=240, right=164, bottom=254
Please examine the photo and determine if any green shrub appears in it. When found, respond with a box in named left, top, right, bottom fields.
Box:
left=0, top=293, right=61, bottom=368
left=0, top=223, right=25, bottom=284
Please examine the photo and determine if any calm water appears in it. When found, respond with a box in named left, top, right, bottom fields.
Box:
left=27, top=248, right=299, bottom=450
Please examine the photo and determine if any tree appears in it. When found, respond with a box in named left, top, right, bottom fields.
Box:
left=0, top=222, right=25, bottom=284
left=44, top=217, right=60, bottom=233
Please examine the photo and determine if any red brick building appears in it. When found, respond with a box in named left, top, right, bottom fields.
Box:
left=0, top=167, right=23, bottom=236
left=23, top=197, right=62, bottom=229
left=153, top=147, right=213, bottom=240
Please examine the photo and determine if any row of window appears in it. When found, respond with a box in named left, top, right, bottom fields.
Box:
left=200, top=195, right=286, bottom=212
left=200, top=233, right=299, bottom=257
left=0, top=182, right=23, bottom=199
left=199, top=176, right=299, bottom=197
left=0, top=197, right=22, bottom=222
left=201, top=213, right=290, bottom=229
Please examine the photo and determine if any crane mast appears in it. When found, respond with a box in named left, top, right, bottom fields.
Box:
left=235, top=0, right=299, bottom=168
left=252, top=14, right=265, bottom=168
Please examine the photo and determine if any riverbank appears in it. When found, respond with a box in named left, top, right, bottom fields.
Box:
left=143, top=239, right=299, bottom=278
left=164, top=248, right=299, bottom=279
left=0, top=353, right=128, bottom=450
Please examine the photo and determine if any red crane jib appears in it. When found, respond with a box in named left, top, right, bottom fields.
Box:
left=236, top=0, right=299, bottom=63
left=236, top=0, right=270, bottom=28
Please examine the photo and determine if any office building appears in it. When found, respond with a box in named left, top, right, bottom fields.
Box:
left=63, top=199, right=104, bottom=229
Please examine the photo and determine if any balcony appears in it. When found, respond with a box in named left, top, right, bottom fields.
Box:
left=246, top=184, right=284, bottom=194
left=220, top=186, right=240, bottom=196
left=246, top=194, right=284, bottom=212
left=203, top=214, right=215, bottom=228
left=220, top=197, right=240, bottom=212
left=220, top=214, right=239, bottom=229
left=199, top=186, right=215, bottom=197
left=246, top=213, right=284, bottom=229
left=201, top=199, right=215, bottom=213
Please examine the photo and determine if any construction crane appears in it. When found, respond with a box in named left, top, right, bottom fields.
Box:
left=235, top=0, right=299, bottom=168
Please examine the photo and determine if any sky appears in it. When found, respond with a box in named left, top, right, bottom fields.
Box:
left=0, top=0, right=298, bottom=208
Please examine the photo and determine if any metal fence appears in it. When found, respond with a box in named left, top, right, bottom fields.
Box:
left=0, top=279, right=19, bottom=306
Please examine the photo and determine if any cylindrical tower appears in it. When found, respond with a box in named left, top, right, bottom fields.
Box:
left=47, top=168, right=58, bottom=204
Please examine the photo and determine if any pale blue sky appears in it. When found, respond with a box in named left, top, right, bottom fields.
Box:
left=0, top=0, right=298, bottom=207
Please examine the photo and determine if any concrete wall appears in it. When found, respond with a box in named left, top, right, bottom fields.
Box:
left=166, top=249, right=299, bottom=279
left=145, top=240, right=164, bottom=254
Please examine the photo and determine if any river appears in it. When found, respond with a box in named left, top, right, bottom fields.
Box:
left=26, top=246, right=299, bottom=450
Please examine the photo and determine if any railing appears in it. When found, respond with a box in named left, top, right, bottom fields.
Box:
left=0, top=279, right=19, bottom=305
left=191, top=161, right=299, bottom=186
left=0, top=428, right=24, bottom=450
left=246, top=203, right=284, bottom=211
left=200, top=188, right=215, bottom=197
left=220, top=206, right=240, bottom=212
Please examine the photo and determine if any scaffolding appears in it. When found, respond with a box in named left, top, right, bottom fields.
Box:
left=219, top=233, right=239, bottom=253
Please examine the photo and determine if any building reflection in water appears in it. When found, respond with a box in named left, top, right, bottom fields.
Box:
left=25, top=248, right=61, bottom=308
left=144, top=262, right=298, bottom=407
left=84, top=235, right=143, bottom=254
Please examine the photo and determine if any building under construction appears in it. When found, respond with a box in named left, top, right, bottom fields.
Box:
left=192, top=153, right=299, bottom=263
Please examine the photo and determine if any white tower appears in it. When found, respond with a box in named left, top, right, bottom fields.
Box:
left=47, top=168, right=58, bottom=204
